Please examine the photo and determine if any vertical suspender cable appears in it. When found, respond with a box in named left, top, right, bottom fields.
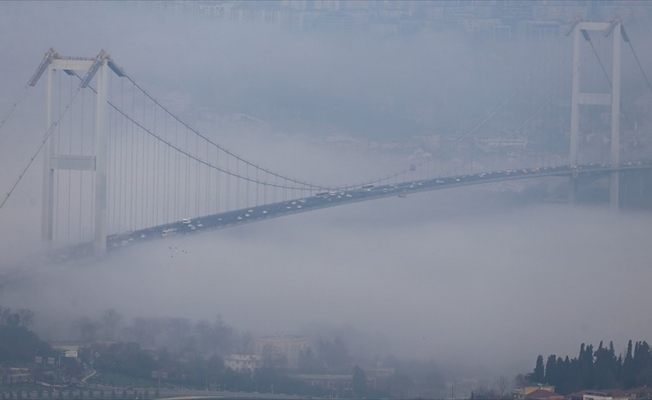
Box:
left=196, top=130, right=200, bottom=217
left=54, top=71, right=61, bottom=244
left=143, top=91, right=148, bottom=229
left=67, top=76, right=72, bottom=244
left=130, top=82, right=135, bottom=231
left=174, top=120, right=179, bottom=222
left=226, top=155, right=230, bottom=211
left=79, top=87, right=84, bottom=241
left=215, top=146, right=222, bottom=213
left=154, top=103, right=158, bottom=226
left=163, top=112, right=168, bottom=224
left=185, top=126, right=190, bottom=218
left=206, top=140, right=210, bottom=216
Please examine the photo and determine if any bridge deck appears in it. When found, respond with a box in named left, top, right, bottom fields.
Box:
left=52, top=161, right=651, bottom=261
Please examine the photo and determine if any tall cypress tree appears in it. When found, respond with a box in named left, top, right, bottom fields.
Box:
left=594, top=341, right=616, bottom=389
left=555, top=356, right=568, bottom=394
left=534, top=355, right=545, bottom=383
left=578, top=343, right=594, bottom=389
left=633, top=341, right=652, bottom=386
left=545, top=355, right=557, bottom=386
left=623, top=340, right=635, bottom=388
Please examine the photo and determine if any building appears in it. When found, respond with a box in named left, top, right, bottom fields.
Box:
left=515, top=385, right=557, bottom=400
left=223, top=354, right=261, bottom=373
left=583, top=389, right=629, bottom=400
left=626, top=386, right=652, bottom=399
left=523, top=388, right=563, bottom=400
left=254, top=335, right=309, bottom=369
left=567, top=389, right=629, bottom=400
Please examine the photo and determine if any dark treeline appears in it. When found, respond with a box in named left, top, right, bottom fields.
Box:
left=0, top=306, right=454, bottom=398
left=527, top=340, right=652, bottom=394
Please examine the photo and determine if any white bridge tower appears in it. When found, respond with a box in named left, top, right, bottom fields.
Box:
left=30, top=49, right=124, bottom=256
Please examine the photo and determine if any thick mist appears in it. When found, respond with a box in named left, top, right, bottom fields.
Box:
left=2, top=189, right=652, bottom=376
left=1, top=0, right=652, bottom=381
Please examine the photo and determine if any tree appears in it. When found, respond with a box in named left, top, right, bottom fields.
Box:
left=544, top=355, right=557, bottom=386
left=0, top=325, right=53, bottom=362
left=101, top=309, right=123, bottom=342
left=495, top=376, right=509, bottom=398
left=298, top=347, right=322, bottom=373
left=634, top=341, right=652, bottom=386
left=318, top=337, right=350, bottom=371
left=622, top=340, right=636, bottom=389
left=533, top=355, right=544, bottom=383
left=390, top=373, right=413, bottom=398
left=593, top=341, right=617, bottom=389
left=71, top=317, right=101, bottom=343
left=352, top=366, right=367, bottom=398
left=17, top=310, right=35, bottom=330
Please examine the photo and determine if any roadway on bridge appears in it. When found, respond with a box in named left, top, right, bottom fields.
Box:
left=86, top=160, right=652, bottom=258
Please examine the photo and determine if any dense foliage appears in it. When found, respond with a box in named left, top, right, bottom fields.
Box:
left=529, top=340, right=652, bottom=394
left=0, top=307, right=52, bottom=363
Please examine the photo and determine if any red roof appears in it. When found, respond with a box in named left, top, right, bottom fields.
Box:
left=525, top=389, right=562, bottom=399
left=605, top=388, right=629, bottom=397
left=628, top=386, right=652, bottom=395
left=567, top=390, right=590, bottom=399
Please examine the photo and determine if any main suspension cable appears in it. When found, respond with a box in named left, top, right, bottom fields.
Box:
left=0, top=86, right=83, bottom=213
left=584, top=30, right=641, bottom=147
left=122, top=75, right=325, bottom=190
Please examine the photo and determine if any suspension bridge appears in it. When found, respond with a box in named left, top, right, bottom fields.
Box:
left=0, top=18, right=651, bottom=259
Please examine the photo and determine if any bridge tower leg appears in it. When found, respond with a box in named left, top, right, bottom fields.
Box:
left=93, top=59, right=109, bottom=256
left=41, top=62, right=54, bottom=244
left=567, top=19, right=623, bottom=208
left=38, top=50, right=112, bottom=256
left=569, top=23, right=581, bottom=204
left=609, top=21, right=621, bottom=210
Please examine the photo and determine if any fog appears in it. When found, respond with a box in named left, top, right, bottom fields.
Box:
left=1, top=0, right=652, bottom=381
left=3, top=191, right=652, bottom=375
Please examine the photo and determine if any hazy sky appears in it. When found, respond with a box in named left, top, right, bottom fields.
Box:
left=1, top=1, right=652, bottom=379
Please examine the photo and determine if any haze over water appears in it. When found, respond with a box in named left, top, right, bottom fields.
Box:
left=0, top=0, right=652, bottom=381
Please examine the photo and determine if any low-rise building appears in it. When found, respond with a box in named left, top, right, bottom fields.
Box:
left=515, top=384, right=557, bottom=400
left=254, top=335, right=309, bottom=369
left=524, top=388, right=563, bottom=400
left=223, top=354, right=261, bottom=373
left=568, top=389, right=629, bottom=400
left=627, top=386, right=652, bottom=399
